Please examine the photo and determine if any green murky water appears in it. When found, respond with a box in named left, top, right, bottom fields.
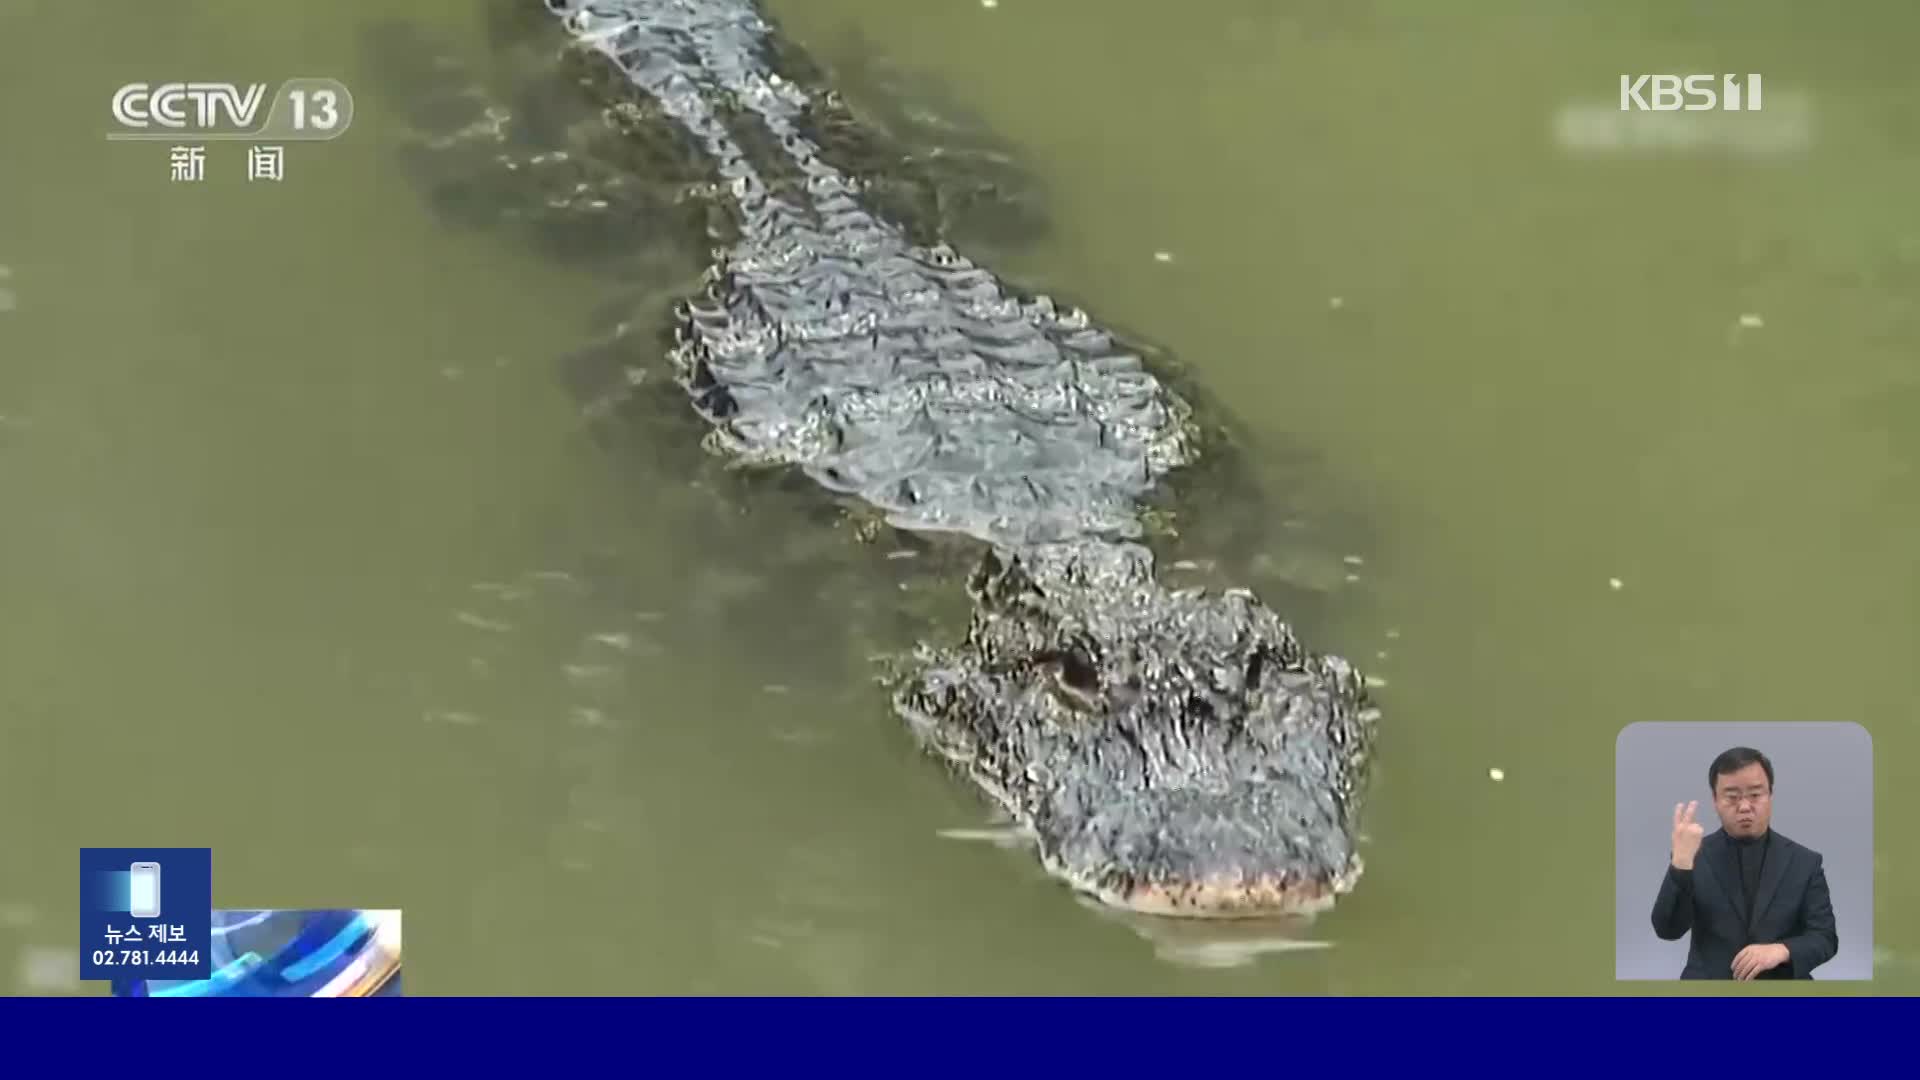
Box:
left=1, top=0, right=1913, bottom=994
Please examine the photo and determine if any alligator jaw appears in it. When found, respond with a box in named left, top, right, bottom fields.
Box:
left=1092, top=869, right=1355, bottom=921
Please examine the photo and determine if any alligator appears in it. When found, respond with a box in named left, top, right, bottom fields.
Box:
left=373, top=0, right=1381, bottom=919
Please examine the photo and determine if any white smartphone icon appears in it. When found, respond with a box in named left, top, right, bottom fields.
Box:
left=128, top=862, right=162, bottom=919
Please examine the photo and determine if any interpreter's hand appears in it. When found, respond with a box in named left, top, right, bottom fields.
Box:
left=1670, top=801, right=1704, bottom=870
left=1732, top=943, right=1790, bottom=980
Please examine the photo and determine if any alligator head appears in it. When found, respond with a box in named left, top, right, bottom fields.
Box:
left=895, top=541, right=1378, bottom=918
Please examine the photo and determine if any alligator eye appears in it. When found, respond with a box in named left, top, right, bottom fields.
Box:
left=1245, top=647, right=1267, bottom=692
left=1058, top=645, right=1098, bottom=695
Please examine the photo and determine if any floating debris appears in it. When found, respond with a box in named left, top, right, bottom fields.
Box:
left=762, top=683, right=790, bottom=695
left=1385, top=627, right=1400, bottom=640
left=980, top=0, right=999, bottom=7
left=424, top=709, right=481, bottom=725
left=454, top=611, right=513, bottom=632
left=1608, top=577, right=1624, bottom=591
left=936, top=826, right=1032, bottom=849
left=1152, top=250, right=1173, bottom=263
left=589, top=631, right=632, bottom=650
left=563, top=663, right=616, bottom=686
left=1375, top=650, right=1389, bottom=661
left=1363, top=674, right=1389, bottom=689
left=1344, top=572, right=1362, bottom=584
left=1328, top=296, right=1344, bottom=310
left=885, top=549, right=918, bottom=560
left=569, top=706, right=609, bottom=728
left=1342, top=555, right=1365, bottom=567
left=1488, top=767, right=1506, bottom=782
left=1737, top=313, right=1764, bottom=329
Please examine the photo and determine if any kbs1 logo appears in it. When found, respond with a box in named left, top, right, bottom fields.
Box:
left=1619, top=74, right=1763, bottom=112
left=107, top=79, right=355, bottom=140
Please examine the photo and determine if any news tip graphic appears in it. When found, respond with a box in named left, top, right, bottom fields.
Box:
left=111, top=910, right=403, bottom=997
left=107, top=79, right=354, bottom=183
left=79, top=847, right=214, bottom=982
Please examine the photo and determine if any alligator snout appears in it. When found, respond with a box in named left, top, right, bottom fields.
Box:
left=1040, top=776, right=1366, bottom=919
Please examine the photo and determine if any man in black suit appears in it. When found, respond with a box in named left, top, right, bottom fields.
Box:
left=1651, top=747, right=1838, bottom=979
